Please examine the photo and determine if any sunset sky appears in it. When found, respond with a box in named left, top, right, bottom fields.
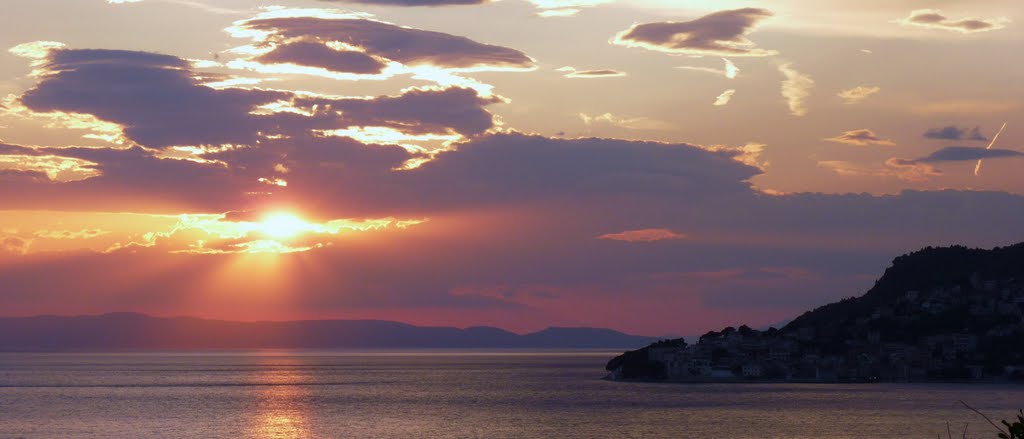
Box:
left=1, top=0, right=1022, bottom=335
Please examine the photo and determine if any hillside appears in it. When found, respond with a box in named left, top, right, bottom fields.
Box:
left=607, top=244, right=1024, bottom=382
left=785, top=244, right=1024, bottom=333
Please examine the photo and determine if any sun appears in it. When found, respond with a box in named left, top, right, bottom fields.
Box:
left=259, top=213, right=310, bottom=239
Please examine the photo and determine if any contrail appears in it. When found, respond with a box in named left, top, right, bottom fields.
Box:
left=975, top=122, right=1008, bottom=176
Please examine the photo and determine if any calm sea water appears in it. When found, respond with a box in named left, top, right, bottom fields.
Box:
left=1, top=351, right=1022, bottom=438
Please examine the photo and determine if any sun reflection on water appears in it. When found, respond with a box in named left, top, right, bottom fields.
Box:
left=249, top=359, right=313, bottom=439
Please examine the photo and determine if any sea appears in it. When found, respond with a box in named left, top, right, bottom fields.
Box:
left=1, top=351, right=1022, bottom=438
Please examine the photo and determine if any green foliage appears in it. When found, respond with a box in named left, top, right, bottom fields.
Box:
left=998, top=410, right=1024, bottom=439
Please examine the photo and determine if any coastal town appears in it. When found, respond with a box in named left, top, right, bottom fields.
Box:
left=608, top=268, right=1024, bottom=383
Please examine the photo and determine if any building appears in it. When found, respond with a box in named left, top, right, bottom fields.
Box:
left=741, top=364, right=762, bottom=378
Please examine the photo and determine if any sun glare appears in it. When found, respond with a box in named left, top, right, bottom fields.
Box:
left=259, top=213, right=309, bottom=238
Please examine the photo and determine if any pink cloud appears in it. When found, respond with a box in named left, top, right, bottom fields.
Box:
left=598, top=228, right=687, bottom=243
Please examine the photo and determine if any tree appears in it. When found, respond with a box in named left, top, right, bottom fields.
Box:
left=999, top=410, right=1024, bottom=439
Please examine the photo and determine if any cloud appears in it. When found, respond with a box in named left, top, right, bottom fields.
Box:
left=699, top=143, right=766, bottom=169
left=16, top=47, right=287, bottom=148
left=885, top=126, right=1015, bottom=180
left=898, top=9, right=1009, bottom=34
left=778, top=62, right=813, bottom=117
left=384, top=133, right=759, bottom=208
left=837, top=86, right=880, bottom=104
left=322, top=0, right=489, bottom=5
left=0, top=145, right=259, bottom=212
left=678, top=58, right=740, bottom=79
left=9, top=19, right=1024, bottom=335
left=321, top=0, right=612, bottom=18
left=821, top=159, right=944, bottom=182
left=912, top=100, right=1016, bottom=115
left=0, top=237, right=29, bottom=256
left=12, top=45, right=503, bottom=149
left=882, top=146, right=1021, bottom=182
left=713, top=89, right=736, bottom=106
left=10, top=126, right=1024, bottom=333
left=0, top=143, right=101, bottom=182
left=302, top=86, right=504, bottom=137
left=824, top=129, right=895, bottom=146
left=579, top=113, right=675, bottom=131
left=723, top=59, right=740, bottom=79
left=817, top=160, right=874, bottom=178
left=229, top=11, right=534, bottom=74
left=883, top=158, right=942, bottom=182
left=557, top=66, right=626, bottom=79
left=923, top=126, right=988, bottom=142
left=528, top=0, right=613, bottom=17
left=0, top=169, right=51, bottom=184
left=917, top=146, right=1022, bottom=163
left=598, top=228, right=686, bottom=243
left=254, top=41, right=388, bottom=74
left=0, top=131, right=764, bottom=217
left=33, top=229, right=111, bottom=240
left=612, top=8, right=777, bottom=57
left=106, top=0, right=246, bottom=14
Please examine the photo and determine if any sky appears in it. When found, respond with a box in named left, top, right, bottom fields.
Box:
left=0, top=0, right=1022, bottom=336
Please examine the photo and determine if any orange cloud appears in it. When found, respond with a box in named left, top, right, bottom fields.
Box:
left=598, top=228, right=686, bottom=243
left=779, top=62, right=813, bottom=117
left=825, top=129, right=895, bottom=146
left=884, top=158, right=942, bottom=182
left=837, top=86, right=880, bottom=104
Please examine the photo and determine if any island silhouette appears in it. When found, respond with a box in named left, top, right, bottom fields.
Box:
left=0, top=313, right=654, bottom=351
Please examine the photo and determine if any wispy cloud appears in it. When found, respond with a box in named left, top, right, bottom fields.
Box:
left=819, top=159, right=942, bottom=182
left=713, top=89, right=736, bottom=106
left=321, top=0, right=489, bottom=5
left=678, top=58, right=740, bottom=79
left=912, top=100, right=1017, bottom=116
left=108, top=0, right=247, bottom=14
left=528, top=0, right=614, bottom=18
left=556, top=66, right=626, bottom=79
left=838, top=86, right=880, bottom=104
left=778, top=62, right=813, bottom=117
left=579, top=113, right=674, bottom=131
left=33, top=229, right=111, bottom=240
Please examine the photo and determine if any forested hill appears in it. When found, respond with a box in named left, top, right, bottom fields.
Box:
left=607, top=244, right=1024, bottom=382
left=784, top=243, right=1024, bottom=333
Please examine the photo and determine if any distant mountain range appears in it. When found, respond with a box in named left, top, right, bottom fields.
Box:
left=608, top=244, right=1024, bottom=383
left=0, top=313, right=656, bottom=351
